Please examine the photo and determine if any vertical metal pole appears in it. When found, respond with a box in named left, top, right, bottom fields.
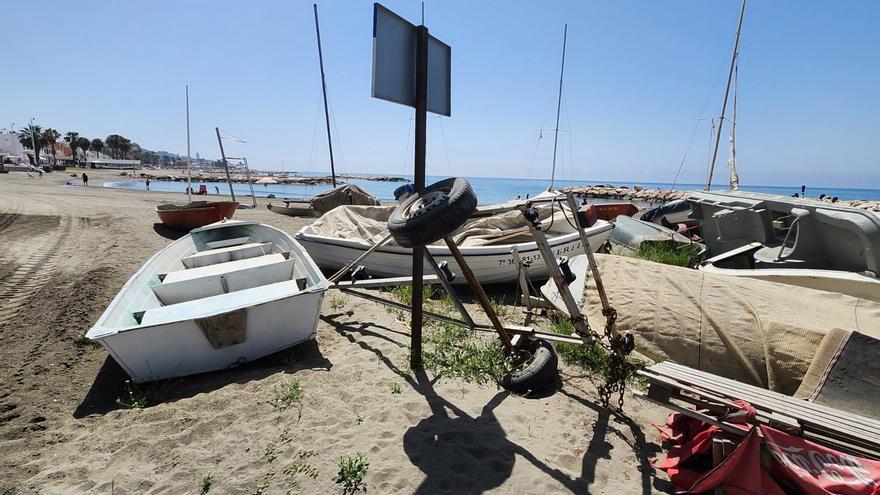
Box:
left=216, top=127, right=236, bottom=202
left=549, top=24, right=567, bottom=191
left=705, top=0, right=746, bottom=191
left=243, top=157, right=257, bottom=208
left=314, top=4, right=337, bottom=188
left=185, top=85, right=192, bottom=204
left=410, top=25, right=429, bottom=370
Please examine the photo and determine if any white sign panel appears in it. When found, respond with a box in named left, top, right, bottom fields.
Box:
left=371, top=3, right=451, bottom=116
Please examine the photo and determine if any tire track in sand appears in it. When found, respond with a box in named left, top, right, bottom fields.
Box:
left=0, top=215, right=72, bottom=326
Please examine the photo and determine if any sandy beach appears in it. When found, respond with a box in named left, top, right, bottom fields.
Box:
left=0, top=169, right=673, bottom=494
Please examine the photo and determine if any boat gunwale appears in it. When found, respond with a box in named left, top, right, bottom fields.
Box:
left=294, top=220, right=614, bottom=257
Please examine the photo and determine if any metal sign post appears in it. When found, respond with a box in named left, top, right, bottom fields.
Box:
left=372, top=3, right=450, bottom=369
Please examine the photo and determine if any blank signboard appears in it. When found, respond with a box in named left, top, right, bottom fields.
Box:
left=371, top=3, right=451, bottom=116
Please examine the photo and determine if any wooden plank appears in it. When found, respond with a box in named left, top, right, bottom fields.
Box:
left=634, top=391, right=747, bottom=436
left=651, top=362, right=880, bottom=436
left=653, top=361, right=880, bottom=430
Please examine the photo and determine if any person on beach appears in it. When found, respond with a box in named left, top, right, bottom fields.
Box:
left=146, top=177, right=150, bottom=191
left=82, top=173, right=89, bottom=186
left=214, top=186, right=219, bottom=194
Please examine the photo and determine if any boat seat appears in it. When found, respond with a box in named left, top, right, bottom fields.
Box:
left=139, top=279, right=303, bottom=328
left=152, top=253, right=296, bottom=305
left=205, top=236, right=251, bottom=249
left=181, top=242, right=273, bottom=269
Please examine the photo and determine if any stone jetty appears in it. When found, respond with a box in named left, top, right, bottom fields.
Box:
left=563, top=184, right=880, bottom=212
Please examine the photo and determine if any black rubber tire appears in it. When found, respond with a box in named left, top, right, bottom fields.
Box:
left=500, top=339, right=559, bottom=394
left=387, top=177, right=477, bottom=248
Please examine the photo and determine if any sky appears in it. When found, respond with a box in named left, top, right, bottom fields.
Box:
left=2, top=0, right=878, bottom=188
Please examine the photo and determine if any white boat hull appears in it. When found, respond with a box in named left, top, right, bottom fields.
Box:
left=87, top=220, right=329, bottom=383
left=295, top=222, right=614, bottom=285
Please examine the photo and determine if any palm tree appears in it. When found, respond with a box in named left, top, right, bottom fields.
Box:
left=18, top=125, right=43, bottom=164
left=90, top=138, right=104, bottom=158
left=64, top=131, right=80, bottom=162
left=74, top=137, right=91, bottom=162
left=41, top=128, right=61, bottom=165
left=105, top=134, right=123, bottom=159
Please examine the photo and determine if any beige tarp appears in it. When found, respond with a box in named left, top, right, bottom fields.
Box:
left=309, top=185, right=380, bottom=215
left=303, top=203, right=577, bottom=247
left=581, top=254, right=880, bottom=396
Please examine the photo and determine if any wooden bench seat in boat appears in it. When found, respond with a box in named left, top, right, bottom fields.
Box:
left=140, top=279, right=303, bottom=328
left=152, top=253, right=295, bottom=305
left=181, top=242, right=273, bottom=269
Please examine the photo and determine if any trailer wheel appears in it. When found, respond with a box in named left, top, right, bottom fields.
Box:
left=387, top=177, right=477, bottom=248
left=501, top=339, right=558, bottom=394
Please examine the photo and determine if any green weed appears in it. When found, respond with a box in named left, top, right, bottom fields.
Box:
left=199, top=473, right=213, bottom=495
left=629, top=241, right=701, bottom=267
left=549, top=315, right=646, bottom=385
left=390, top=382, right=402, bottom=394
left=334, top=453, right=369, bottom=493
left=422, top=322, right=511, bottom=385
left=117, top=380, right=148, bottom=409
left=329, top=294, right=348, bottom=311
left=273, top=378, right=304, bottom=411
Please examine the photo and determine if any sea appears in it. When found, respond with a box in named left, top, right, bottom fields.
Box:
left=104, top=172, right=880, bottom=205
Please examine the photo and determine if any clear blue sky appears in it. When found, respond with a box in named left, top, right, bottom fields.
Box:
left=3, top=0, right=878, bottom=188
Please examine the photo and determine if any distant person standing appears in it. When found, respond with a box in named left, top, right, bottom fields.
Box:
left=82, top=173, right=89, bottom=187
left=214, top=186, right=220, bottom=194
left=801, top=185, right=806, bottom=198
left=146, top=177, right=151, bottom=191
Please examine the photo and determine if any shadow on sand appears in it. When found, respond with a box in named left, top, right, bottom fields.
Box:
left=151, top=222, right=188, bottom=240
left=73, top=339, right=331, bottom=418
left=323, top=314, right=671, bottom=495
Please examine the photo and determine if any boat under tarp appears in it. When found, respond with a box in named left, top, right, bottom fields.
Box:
left=87, top=219, right=329, bottom=382
left=295, top=202, right=613, bottom=284
left=545, top=253, right=880, bottom=402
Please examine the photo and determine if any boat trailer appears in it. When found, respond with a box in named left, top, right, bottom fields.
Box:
left=328, top=188, right=635, bottom=406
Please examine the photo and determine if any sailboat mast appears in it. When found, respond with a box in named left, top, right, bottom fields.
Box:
left=705, top=0, right=746, bottom=191
left=549, top=23, right=568, bottom=190
left=313, top=4, right=337, bottom=188
left=186, top=85, right=192, bottom=203
left=728, top=63, right=740, bottom=190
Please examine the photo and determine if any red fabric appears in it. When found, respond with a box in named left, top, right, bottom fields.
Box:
left=760, top=425, right=880, bottom=495
left=654, top=402, right=880, bottom=495
left=687, top=427, right=786, bottom=495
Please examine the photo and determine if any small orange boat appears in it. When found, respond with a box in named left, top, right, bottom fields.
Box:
left=155, top=201, right=238, bottom=230
left=592, top=202, right=640, bottom=221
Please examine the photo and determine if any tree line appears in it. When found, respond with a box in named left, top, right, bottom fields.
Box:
left=17, top=124, right=138, bottom=165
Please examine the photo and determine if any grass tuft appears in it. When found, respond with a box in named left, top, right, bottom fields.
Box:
left=549, top=315, right=646, bottom=386
left=390, top=382, right=402, bottom=394
left=329, top=294, right=348, bottom=311
left=273, top=377, right=305, bottom=411
left=117, top=380, right=149, bottom=409
left=629, top=241, right=701, bottom=267
left=422, top=322, right=511, bottom=385
left=334, top=453, right=369, bottom=493
left=199, top=473, right=213, bottom=495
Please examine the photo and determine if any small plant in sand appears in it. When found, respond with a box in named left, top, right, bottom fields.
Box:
left=390, top=382, right=403, bottom=394
left=423, top=322, right=511, bottom=385
left=273, top=377, right=304, bottom=411
left=355, top=412, right=364, bottom=425
left=387, top=284, right=435, bottom=306
left=334, top=453, right=369, bottom=493
left=117, top=380, right=148, bottom=409
left=629, top=241, right=701, bottom=267
left=73, top=333, right=95, bottom=347
left=490, top=296, right=509, bottom=317
left=549, top=315, right=646, bottom=387
left=265, top=441, right=278, bottom=463
left=199, top=472, right=213, bottom=494
left=329, top=294, right=348, bottom=311
left=253, top=471, right=275, bottom=495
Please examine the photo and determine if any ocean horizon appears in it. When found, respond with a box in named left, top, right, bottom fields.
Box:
left=105, top=172, right=880, bottom=205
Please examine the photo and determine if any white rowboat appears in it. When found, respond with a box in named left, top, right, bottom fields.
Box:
left=87, top=220, right=329, bottom=383
left=296, top=218, right=614, bottom=285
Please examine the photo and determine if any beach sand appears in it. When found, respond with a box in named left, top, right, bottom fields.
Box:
left=0, top=169, right=674, bottom=494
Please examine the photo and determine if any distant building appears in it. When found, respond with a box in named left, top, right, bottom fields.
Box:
left=87, top=158, right=142, bottom=170
left=0, top=130, right=24, bottom=156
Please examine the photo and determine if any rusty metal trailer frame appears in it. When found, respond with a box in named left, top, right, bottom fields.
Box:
left=328, top=192, right=620, bottom=352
